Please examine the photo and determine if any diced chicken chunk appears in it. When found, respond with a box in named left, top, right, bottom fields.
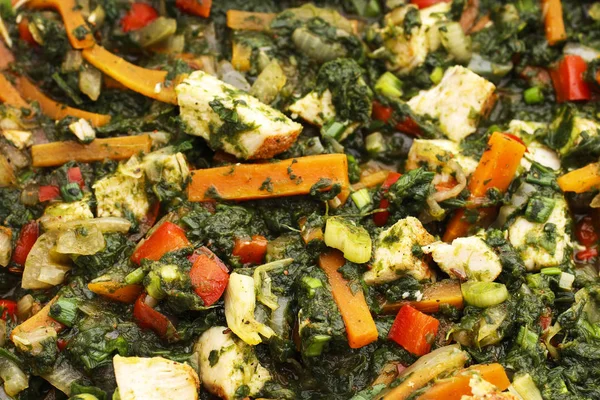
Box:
left=93, top=157, right=149, bottom=221
left=422, top=235, right=502, bottom=281
left=407, top=66, right=496, bottom=142
left=288, top=89, right=359, bottom=141
left=0, top=227, right=12, bottom=267
left=176, top=70, right=302, bottom=159
left=364, top=217, right=435, bottom=284
left=382, top=2, right=451, bottom=74
left=507, top=198, right=572, bottom=271
left=406, top=139, right=479, bottom=181
left=507, top=120, right=560, bottom=171
left=113, top=355, right=199, bottom=400
left=195, top=326, right=271, bottom=400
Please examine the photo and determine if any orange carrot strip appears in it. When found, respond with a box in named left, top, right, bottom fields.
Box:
left=443, top=132, right=526, bottom=242
left=31, top=134, right=152, bottom=167
left=319, top=250, right=378, bottom=348
left=188, top=154, right=350, bottom=202
left=82, top=45, right=177, bottom=104
left=231, top=40, right=252, bottom=72
left=416, top=363, right=510, bottom=400
left=17, top=77, right=110, bottom=126
left=557, top=163, right=600, bottom=193
left=381, top=280, right=464, bottom=314
left=226, top=10, right=276, bottom=31
left=27, top=0, right=95, bottom=49
left=88, top=282, right=143, bottom=304
left=11, top=296, right=64, bottom=342
left=542, top=0, right=567, bottom=46
left=0, top=74, right=29, bottom=109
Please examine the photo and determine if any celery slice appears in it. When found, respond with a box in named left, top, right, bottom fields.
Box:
left=461, top=281, right=508, bottom=308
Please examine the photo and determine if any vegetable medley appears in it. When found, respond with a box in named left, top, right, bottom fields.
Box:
left=3, top=0, right=600, bottom=398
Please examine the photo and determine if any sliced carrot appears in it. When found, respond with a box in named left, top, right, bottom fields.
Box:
left=381, top=280, right=464, bottom=314
left=557, top=162, right=600, bottom=193
left=82, top=45, right=177, bottom=104
left=88, top=281, right=143, bottom=304
left=17, top=76, right=110, bottom=126
left=319, top=250, right=378, bottom=348
left=27, top=0, right=95, bottom=49
left=31, top=134, right=152, bottom=167
left=299, top=216, right=324, bottom=244
left=0, top=74, right=29, bottom=109
left=542, top=0, right=567, bottom=46
left=10, top=296, right=64, bottom=341
left=231, top=40, right=252, bottom=72
left=0, top=42, right=14, bottom=70
left=188, top=154, right=349, bottom=202
left=226, top=10, right=276, bottom=31
left=416, top=363, right=510, bottom=400
left=443, top=132, right=526, bottom=242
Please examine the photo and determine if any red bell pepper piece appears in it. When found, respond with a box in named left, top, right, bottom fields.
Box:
left=232, top=235, right=268, bottom=265
left=131, top=222, right=191, bottom=264
left=67, top=167, right=84, bottom=188
left=576, top=247, right=598, bottom=261
left=175, top=0, right=212, bottom=18
left=133, top=294, right=178, bottom=341
left=410, top=0, right=451, bottom=9
left=38, top=185, right=60, bottom=202
left=550, top=55, right=592, bottom=103
left=12, top=221, right=39, bottom=265
left=576, top=216, right=598, bottom=247
left=372, top=101, right=421, bottom=136
left=0, top=300, right=17, bottom=321
left=388, top=305, right=439, bottom=356
left=373, top=172, right=402, bottom=227
left=18, top=18, right=36, bottom=46
left=121, top=3, right=158, bottom=33
left=189, top=247, right=229, bottom=306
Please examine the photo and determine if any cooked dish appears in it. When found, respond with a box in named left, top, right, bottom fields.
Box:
left=0, top=0, right=600, bottom=399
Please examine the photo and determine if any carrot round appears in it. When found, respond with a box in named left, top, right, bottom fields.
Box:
left=319, top=250, right=378, bottom=348
left=382, top=280, right=463, bottom=314
left=87, top=282, right=143, bottom=304
left=443, top=132, right=526, bottom=242
left=188, top=154, right=350, bottom=202
left=542, top=0, right=567, bottom=46
left=31, top=134, right=152, bottom=167
left=17, top=77, right=110, bottom=126
left=0, top=74, right=29, bottom=109
left=557, top=162, right=600, bottom=193
left=27, top=0, right=95, bottom=49
left=82, top=45, right=177, bottom=104
left=416, top=363, right=510, bottom=400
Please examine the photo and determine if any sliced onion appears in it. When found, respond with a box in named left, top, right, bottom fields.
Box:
left=0, top=227, right=11, bottom=267
left=22, top=232, right=71, bottom=289
left=0, top=356, right=29, bottom=396
left=17, top=295, right=34, bottom=322
left=79, top=65, right=102, bottom=101
left=563, top=42, right=600, bottom=63
left=510, top=182, right=537, bottom=207
left=56, top=225, right=106, bottom=255
left=286, top=4, right=354, bottom=33
left=218, top=61, right=251, bottom=91
left=42, top=217, right=132, bottom=233
left=292, top=27, right=347, bottom=63
left=41, top=359, right=84, bottom=395
left=12, top=326, right=57, bottom=355
left=250, top=60, right=287, bottom=104
left=432, top=160, right=467, bottom=202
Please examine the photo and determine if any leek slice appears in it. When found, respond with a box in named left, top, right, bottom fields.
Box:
left=324, top=217, right=372, bottom=263
left=461, top=281, right=508, bottom=308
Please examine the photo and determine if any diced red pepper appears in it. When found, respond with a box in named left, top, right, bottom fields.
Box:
left=576, top=216, right=598, bottom=247
left=577, top=247, right=598, bottom=261
left=38, top=185, right=60, bottom=202
left=131, top=222, right=191, bottom=264
left=372, top=101, right=421, bottom=136
left=133, top=294, right=178, bottom=341
left=121, top=3, right=159, bottom=33
left=0, top=300, right=17, bottom=322
left=12, top=221, right=39, bottom=265
left=67, top=167, right=84, bottom=188
left=189, top=247, right=229, bottom=306
left=410, top=0, right=451, bottom=9
left=175, top=0, right=212, bottom=18
left=18, top=18, right=36, bottom=46
left=57, top=338, right=69, bottom=351
left=550, top=55, right=592, bottom=103
left=373, top=172, right=402, bottom=227
left=388, top=305, right=439, bottom=356
left=232, top=235, right=268, bottom=265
